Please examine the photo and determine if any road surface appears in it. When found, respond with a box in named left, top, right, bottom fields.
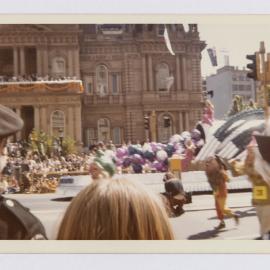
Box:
left=5, top=191, right=259, bottom=240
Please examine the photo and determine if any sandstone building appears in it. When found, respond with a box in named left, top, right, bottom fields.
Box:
left=0, top=24, right=206, bottom=146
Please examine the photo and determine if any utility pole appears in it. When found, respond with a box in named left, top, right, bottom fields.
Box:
left=150, top=110, right=157, bottom=142
left=258, top=41, right=269, bottom=123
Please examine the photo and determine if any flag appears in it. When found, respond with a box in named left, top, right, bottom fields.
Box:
left=164, top=26, right=175, bottom=56
left=207, top=47, right=218, bottom=66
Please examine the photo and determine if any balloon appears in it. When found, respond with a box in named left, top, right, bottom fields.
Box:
left=150, top=142, right=158, bottom=152
left=128, top=145, right=143, bottom=156
left=116, top=148, right=127, bottom=159
left=173, top=143, right=185, bottom=154
left=131, top=154, right=145, bottom=165
left=196, top=139, right=205, bottom=148
left=152, top=161, right=167, bottom=172
left=143, top=151, right=155, bottom=161
left=191, top=129, right=201, bottom=141
left=170, top=134, right=182, bottom=144
left=181, top=131, right=191, bottom=140
left=156, top=150, right=168, bottom=161
left=132, top=163, right=143, bottom=174
left=122, top=157, right=132, bottom=168
left=115, top=157, right=123, bottom=167
left=128, top=146, right=137, bottom=155
left=142, top=143, right=152, bottom=152
left=164, top=144, right=174, bottom=157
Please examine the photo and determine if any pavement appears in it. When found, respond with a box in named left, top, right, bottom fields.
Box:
left=6, top=191, right=259, bottom=240
left=3, top=172, right=256, bottom=240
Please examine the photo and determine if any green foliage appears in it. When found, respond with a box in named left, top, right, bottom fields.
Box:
left=62, top=136, right=76, bottom=155
left=227, top=95, right=257, bottom=117
left=28, top=130, right=76, bottom=157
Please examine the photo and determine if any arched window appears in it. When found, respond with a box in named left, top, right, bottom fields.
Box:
left=51, top=110, right=65, bottom=137
left=96, top=65, right=108, bottom=96
left=156, top=63, right=170, bottom=91
left=157, top=113, right=173, bottom=143
left=85, top=128, right=96, bottom=146
left=97, top=118, right=110, bottom=143
left=51, top=57, right=66, bottom=76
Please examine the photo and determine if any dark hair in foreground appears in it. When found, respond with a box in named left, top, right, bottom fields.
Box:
left=57, top=178, right=174, bottom=240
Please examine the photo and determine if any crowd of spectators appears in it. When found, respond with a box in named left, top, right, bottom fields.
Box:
left=0, top=135, right=201, bottom=194
left=0, top=74, right=78, bottom=83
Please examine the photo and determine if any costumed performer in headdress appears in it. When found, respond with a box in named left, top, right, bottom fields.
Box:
left=205, top=155, right=239, bottom=230
left=230, top=131, right=270, bottom=239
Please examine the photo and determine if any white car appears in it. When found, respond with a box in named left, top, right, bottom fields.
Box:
left=54, top=174, right=92, bottom=200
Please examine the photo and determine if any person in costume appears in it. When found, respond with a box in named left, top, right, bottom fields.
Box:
left=162, top=172, right=186, bottom=217
left=205, top=155, right=239, bottom=230
left=230, top=133, right=270, bottom=239
left=89, top=155, right=116, bottom=180
left=202, top=99, right=214, bottom=126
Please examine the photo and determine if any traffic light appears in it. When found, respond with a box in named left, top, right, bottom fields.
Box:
left=246, top=53, right=258, bottom=80
left=164, top=116, right=171, bottom=128
left=144, top=116, right=150, bottom=130
left=207, top=90, right=214, bottom=98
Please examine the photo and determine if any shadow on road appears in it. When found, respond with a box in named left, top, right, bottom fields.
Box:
left=187, top=228, right=229, bottom=240
left=208, top=207, right=257, bottom=220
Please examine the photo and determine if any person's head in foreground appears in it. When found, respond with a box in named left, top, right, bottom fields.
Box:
left=57, top=178, right=174, bottom=240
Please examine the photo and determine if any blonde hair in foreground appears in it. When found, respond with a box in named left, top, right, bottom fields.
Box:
left=57, top=178, right=174, bottom=240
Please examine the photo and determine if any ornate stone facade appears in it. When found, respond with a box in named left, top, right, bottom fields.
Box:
left=80, top=24, right=206, bottom=145
left=0, top=24, right=206, bottom=145
left=0, top=81, right=83, bottom=143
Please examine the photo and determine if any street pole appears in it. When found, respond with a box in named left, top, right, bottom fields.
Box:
left=258, top=42, right=269, bottom=124
left=150, top=110, right=157, bottom=142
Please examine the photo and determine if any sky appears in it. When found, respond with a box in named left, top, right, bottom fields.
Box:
left=199, top=22, right=270, bottom=77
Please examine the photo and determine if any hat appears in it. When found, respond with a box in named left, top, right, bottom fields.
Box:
left=254, top=135, right=270, bottom=164
left=94, top=156, right=116, bottom=177
left=0, top=105, right=24, bottom=139
left=214, top=155, right=227, bottom=170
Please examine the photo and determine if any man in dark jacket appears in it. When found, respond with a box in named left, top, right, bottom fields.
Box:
left=0, top=104, right=47, bottom=239
left=163, top=172, right=186, bottom=216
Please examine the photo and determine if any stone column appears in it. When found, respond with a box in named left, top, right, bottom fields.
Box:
left=68, top=106, right=74, bottom=139
left=34, top=106, right=40, bottom=131
left=13, top=47, right=19, bottom=77
left=185, top=111, right=189, bottom=131
left=40, top=106, right=47, bottom=134
left=43, top=47, right=49, bottom=76
left=19, top=47, right=25, bottom=75
left=36, top=47, right=43, bottom=76
left=181, top=55, right=187, bottom=91
left=142, top=55, right=147, bottom=91
left=73, top=48, right=80, bottom=79
left=179, top=112, right=184, bottom=133
left=68, top=49, right=74, bottom=76
left=74, top=105, right=82, bottom=143
left=15, top=107, right=22, bottom=141
left=176, top=54, right=181, bottom=91
left=148, top=54, right=154, bottom=91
